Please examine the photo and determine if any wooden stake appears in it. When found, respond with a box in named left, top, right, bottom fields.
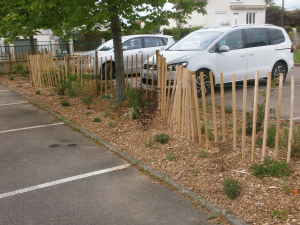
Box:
left=166, top=65, right=172, bottom=121
left=232, top=74, right=237, bottom=157
left=201, top=72, right=209, bottom=150
left=242, top=75, right=247, bottom=160
left=287, top=76, right=294, bottom=163
left=274, top=73, right=284, bottom=160
left=210, top=72, right=217, bottom=143
left=105, top=57, right=107, bottom=94
left=100, top=57, right=103, bottom=95
left=95, top=51, right=99, bottom=96
left=131, top=55, right=133, bottom=90
left=110, top=56, right=112, bottom=93
left=126, top=56, right=129, bottom=89
left=251, top=71, right=260, bottom=164
left=168, top=65, right=179, bottom=125
left=146, top=55, right=149, bottom=93
left=262, top=72, right=272, bottom=160
left=151, top=56, right=154, bottom=91
left=192, top=75, right=202, bottom=145
left=220, top=73, right=226, bottom=142
left=136, top=54, right=138, bottom=89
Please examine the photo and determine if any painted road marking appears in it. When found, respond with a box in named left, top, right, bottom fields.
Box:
left=0, top=164, right=130, bottom=199
left=0, top=122, right=64, bottom=134
left=0, top=102, right=28, bottom=106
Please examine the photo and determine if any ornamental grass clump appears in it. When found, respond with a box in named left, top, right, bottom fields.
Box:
left=93, top=117, right=101, bottom=122
left=222, top=178, right=241, bottom=199
left=154, top=133, right=170, bottom=144
left=60, top=99, right=70, bottom=107
left=250, top=158, right=291, bottom=179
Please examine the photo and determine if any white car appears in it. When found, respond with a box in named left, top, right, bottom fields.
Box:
left=80, top=34, right=175, bottom=78
left=142, top=24, right=294, bottom=95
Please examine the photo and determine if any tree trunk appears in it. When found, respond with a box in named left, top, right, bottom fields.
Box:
left=109, top=3, right=125, bottom=101
left=29, top=35, right=36, bottom=55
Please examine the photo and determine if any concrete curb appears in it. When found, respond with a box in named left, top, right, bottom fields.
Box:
left=0, top=80, right=248, bottom=225
left=295, top=63, right=300, bottom=66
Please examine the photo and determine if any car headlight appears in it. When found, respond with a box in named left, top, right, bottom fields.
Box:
left=167, top=62, right=189, bottom=71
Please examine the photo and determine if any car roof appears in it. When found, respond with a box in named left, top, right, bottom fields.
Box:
left=122, top=34, right=173, bottom=39
left=194, top=24, right=282, bottom=33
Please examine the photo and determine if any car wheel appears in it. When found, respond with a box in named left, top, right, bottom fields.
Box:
left=272, top=62, right=287, bottom=83
left=196, top=70, right=211, bottom=96
left=101, top=62, right=116, bottom=80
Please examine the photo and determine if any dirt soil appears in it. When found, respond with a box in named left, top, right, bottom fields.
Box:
left=1, top=74, right=300, bottom=225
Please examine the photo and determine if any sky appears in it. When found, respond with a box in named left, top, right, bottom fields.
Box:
left=273, top=0, right=300, bottom=10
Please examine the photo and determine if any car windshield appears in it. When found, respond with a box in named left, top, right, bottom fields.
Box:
left=96, top=40, right=114, bottom=51
left=168, top=31, right=223, bottom=51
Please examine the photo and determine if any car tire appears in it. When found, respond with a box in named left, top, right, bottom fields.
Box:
left=101, top=62, right=116, bottom=80
left=196, top=70, right=211, bottom=96
left=271, top=62, right=287, bottom=83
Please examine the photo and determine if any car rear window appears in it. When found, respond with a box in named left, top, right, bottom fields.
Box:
left=245, top=28, right=269, bottom=47
left=268, top=29, right=285, bottom=44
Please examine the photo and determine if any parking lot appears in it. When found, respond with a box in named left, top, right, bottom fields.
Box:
left=0, top=85, right=214, bottom=224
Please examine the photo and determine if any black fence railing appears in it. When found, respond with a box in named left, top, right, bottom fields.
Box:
left=0, top=42, right=103, bottom=60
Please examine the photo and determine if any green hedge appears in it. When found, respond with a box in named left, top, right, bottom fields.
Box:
left=163, top=26, right=203, bottom=41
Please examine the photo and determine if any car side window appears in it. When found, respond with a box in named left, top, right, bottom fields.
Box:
left=144, top=37, right=160, bottom=48
left=268, top=29, right=285, bottom=45
left=161, top=37, right=168, bottom=45
left=217, top=30, right=244, bottom=50
left=245, top=28, right=269, bottom=47
left=123, top=38, right=142, bottom=50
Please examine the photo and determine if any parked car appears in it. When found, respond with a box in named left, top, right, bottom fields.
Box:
left=79, top=34, right=175, bottom=78
left=142, top=24, right=295, bottom=95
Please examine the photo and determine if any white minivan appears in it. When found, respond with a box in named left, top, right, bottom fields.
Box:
left=142, top=25, right=294, bottom=95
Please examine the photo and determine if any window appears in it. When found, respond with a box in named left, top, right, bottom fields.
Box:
left=245, top=28, right=269, bottom=47
left=246, top=13, right=256, bottom=24
left=144, top=37, right=160, bottom=48
left=161, top=37, right=168, bottom=45
left=268, top=29, right=285, bottom=45
left=233, top=13, right=239, bottom=25
left=122, top=38, right=142, bottom=50
left=218, top=30, right=244, bottom=50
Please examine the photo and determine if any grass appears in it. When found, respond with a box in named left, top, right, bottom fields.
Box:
left=294, top=51, right=300, bottom=63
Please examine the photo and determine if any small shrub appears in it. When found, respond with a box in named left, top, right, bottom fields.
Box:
left=20, top=70, right=27, bottom=77
left=55, top=81, right=67, bottom=95
left=35, top=90, right=40, bottom=95
left=198, top=149, right=207, bottom=158
left=102, top=111, right=107, bottom=117
left=13, top=64, right=24, bottom=73
left=124, top=107, right=137, bottom=120
left=81, top=95, right=94, bottom=106
left=108, top=122, right=117, bottom=127
left=267, top=125, right=276, bottom=148
left=100, top=93, right=113, bottom=100
left=250, top=158, right=291, bottom=179
left=93, top=117, right=101, bottom=122
left=225, top=107, right=233, bottom=113
left=257, top=137, right=263, bottom=145
left=190, top=168, right=199, bottom=174
left=270, top=209, right=287, bottom=221
left=60, top=100, right=70, bottom=106
left=123, top=88, right=139, bottom=110
left=200, top=121, right=214, bottom=140
left=166, top=152, right=176, bottom=161
left=279, top=128, right=300, bottom=158
left=18, top=85, right=22, bottom=87
left=8, top=76, right=14, bottom=80
left=154, top=133, right=170, bottom=144
left=222, top=178, right=241, bottom=199
left=279, top=179, right=291, bottom=194
left=145, top=136, right=153, bottom=148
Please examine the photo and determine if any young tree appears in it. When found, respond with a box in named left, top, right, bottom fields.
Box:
left=0, top=0, right=207, bottom=101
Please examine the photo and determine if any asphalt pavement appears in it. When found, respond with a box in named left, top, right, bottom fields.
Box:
left=0, top=84, right=219, bottom=225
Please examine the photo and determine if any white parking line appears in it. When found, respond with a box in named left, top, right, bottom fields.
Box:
left=0, top=164, right=130, bottom=199
left=0, top=102, right=28, bottom=106
left=0, top=122, right=64, bottom=134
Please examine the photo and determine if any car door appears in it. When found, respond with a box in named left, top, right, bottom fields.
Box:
left=244, top=28, right=275, bottom=79
left=122, top=37, right=142, bottom=74
left=215, top=29, right=248, bottom=83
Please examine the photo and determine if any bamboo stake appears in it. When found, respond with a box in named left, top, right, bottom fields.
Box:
left=104, top=57, right=107, bottom=94
left=163, top=58, right=167, bottom=119
left=190, top=71, right=198, bottom=143
left=95, top=51, right=99, bottom=96
left=100, top=57, right=103, bottom=95
left=220, top=73, right=226, bottom=142
left=251, top=71, right=260, bottom=164
left=136, top=54, right=138, bottom=89
left=210, top=72, right=217, bottom=143
left=160, top=58, right=165, bottom=118
left=262, top=72, right=272, bottom=160
left=168, top=65, right=179, bottom=125
left=146, top=55, right=149, bottom=93
left=166, top=65, right=172, bottom=121
left=232, top=74, right=237, bottom=157
left=192, top=75, right=202, bottom=145
left=182, top=69, right=187, bottom=137
left=242, top=75, right=247, bottom=160
left=186, top=69, right=191, bottom=141
left=201, top=72, right=209, bottom=150
left=126, top=56, right=129, bottom=89
left=157, top=55, right=161, bottom=116
left=151, top=56, right=154, bottom=91
left=287, top=76, right=294, bottom=163
left=140, top=54, right=143, bottom=88
left=177, top=66, right=183, bottom=132
left=131, top=55, right=133, bottom=90
left=274, top=73, right=284, bottom=160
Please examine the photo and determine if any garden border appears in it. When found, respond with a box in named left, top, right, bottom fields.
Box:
left=0, top=80, right=248, bottom=225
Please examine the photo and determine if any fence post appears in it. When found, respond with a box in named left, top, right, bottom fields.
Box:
left=251, top=71, right=259, bottom=164
left=8, top=52, right=12, bottom=73
left=201, top=72, right=209, bottom=150
left=232, top=74, right=237, bottom=157
left=220, top=73, right=226, bottom=142
left=95, top=51, right=99, bottom=96
left=66, top=54, right=70, bottom=75
left=287, top=76, right=295, bottom=163
left=210, top=72, right=217, bottom=144
left=242, top=75, right=247, bottom=160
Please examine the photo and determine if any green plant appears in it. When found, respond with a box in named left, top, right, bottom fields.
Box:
left=270, top=209, right=287, bottom=221
left=206, top=208, right=231, bottom=223
left=222, top=178, right=241, bottom=199
left=20, top=70, right=27, bottom=77
left=145, top=136, right=153, bottom=148
left=225, top=107, right=233, bottom=113
left=267, top=125, right=276, bottom=148
left=55, top=80, right=67, bottom=95
left=200, top=121, right=214, bottom=140
left=7, top=76, right=14, bottom=80
left=250, top=158, right=291, bottom=179
left=279, top=179, right=291, bottom=194
left=198, top=149, right=207, bottom=158
left=93, top=117, right=101, bottom=122
left=190, top=168, right=199, bottom=174
left=109, top=121, right=117, bottom=127
left=18, top=85, right=22, bottom=87
left=35, top=90, right=40, bottom=95
left=154, top=133, right=170, bottom=144
left=100, top=93, right=113, bottom=100
left=123, top=88, right=140, bottom=110
left=81, top=95, right=94, bottom=106
left=13, top=64, right=24, bottom=73
left=166, top=152, right=176, bottom=161
left=124, top=107, right=137, bottom=120
left=108, top=100, right=120, bottom=110
left=257, top=137, right=263, bottom=145
left=102, top=111, right=107, bottom=117
left=148, top=159, right=153, bottom=162
left=279, top=128, right=300, bottom=158
left=60, top=99, right=70, bottom=106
